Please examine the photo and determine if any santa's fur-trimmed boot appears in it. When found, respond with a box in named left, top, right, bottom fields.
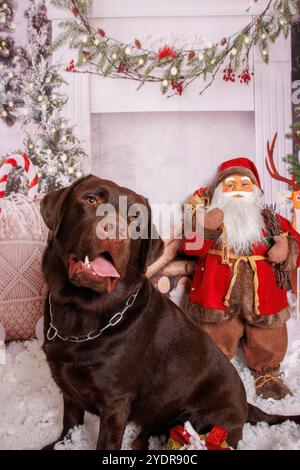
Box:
left=252, top=369, right=293, bottom=400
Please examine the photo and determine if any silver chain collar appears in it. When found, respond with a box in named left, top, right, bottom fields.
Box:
left=46, top=288, right=140, bottom=343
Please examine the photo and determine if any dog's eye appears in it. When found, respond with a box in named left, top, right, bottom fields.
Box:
left=83, top=195, right=98, bottom=205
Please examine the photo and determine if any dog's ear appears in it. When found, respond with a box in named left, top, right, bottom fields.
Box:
left=40, top=187, right=71, bottom=235
left=140, top=200, right=164, bottom=272
left=40, top=176, right=89, bottom=234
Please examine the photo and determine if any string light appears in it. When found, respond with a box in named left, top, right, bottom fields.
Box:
left=261, top=33, right=267, bottom=40
left=162, top=79, right=169, bottom=87
left=138, top=57, right=144, bottom=66
left=231, top=48, right=238, bottom=56
left=82, top=36, right=88, bottom=44
left=170, top=66, right=178, bottom=76
left=61, top=153, right=67, bottom=162
left=125, top=46, right=132, bottom=55
left=244, top=36, right=250, bottom=44
left=68, top=167, right=74, bottom=174
left=76, top=171, right=82, bottom=178
left=111, top=53, right=117, bottom=60
left=198, top=53, right=204, bottom=61
left=37, top=95, right=43, bottom=102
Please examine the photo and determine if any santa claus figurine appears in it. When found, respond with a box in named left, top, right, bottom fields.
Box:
left=183, top=158, right=300, bottom=400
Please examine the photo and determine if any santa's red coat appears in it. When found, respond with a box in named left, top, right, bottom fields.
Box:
left=183, top=215, right=300, bottom=316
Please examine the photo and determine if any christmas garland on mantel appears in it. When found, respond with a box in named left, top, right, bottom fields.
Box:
left=51, top=0, right=299, bottom=96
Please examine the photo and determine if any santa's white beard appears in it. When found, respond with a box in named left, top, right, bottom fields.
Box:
left=209, top=183, right=265, bottom=254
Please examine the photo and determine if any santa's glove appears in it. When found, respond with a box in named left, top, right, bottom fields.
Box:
left=267, top=235, right=289, bottom=264
left=203, top=208, right=224, bottom=231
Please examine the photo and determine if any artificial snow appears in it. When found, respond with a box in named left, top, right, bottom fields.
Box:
left=0, top=319, right=300, bottom=450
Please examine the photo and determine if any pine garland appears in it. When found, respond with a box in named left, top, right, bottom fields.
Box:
left=51, top=0, right=299, bottom=96
left=284, top=107, right=300, bottom=185
left=1, top=0, right=86, bottom=195
left=0, top=0, right=15, bottom=33
left=0, top=1, right=28, bottom=126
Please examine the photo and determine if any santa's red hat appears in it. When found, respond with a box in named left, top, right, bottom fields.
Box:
left=213, top=157, right=261, bottom=190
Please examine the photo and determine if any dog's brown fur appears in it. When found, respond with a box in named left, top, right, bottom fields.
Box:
left=40, top=175, right=300, bottom=450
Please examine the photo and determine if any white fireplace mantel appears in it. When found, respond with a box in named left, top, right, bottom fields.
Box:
left=47, top=0, right=292, bottom=208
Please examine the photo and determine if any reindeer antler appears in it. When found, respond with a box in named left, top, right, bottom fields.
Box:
left=265, top=132, right=300, bottom=190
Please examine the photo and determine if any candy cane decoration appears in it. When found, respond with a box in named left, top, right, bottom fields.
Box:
left=0, top=153, right=38, bottom=205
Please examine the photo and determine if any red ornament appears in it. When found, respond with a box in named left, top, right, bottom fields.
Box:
left=157, top=45, right=177, bottom=61
left=171, top=81, right=183, bottom=96
left=194, top=187, right=209, bottom=197
left=238, top=68, right=254, bottom=84
left=134, top=39, right=142, bottom=49
left=188, top=50, right=195, bottom=61
left=205, top=426, right=229, bottom=450
left=223, top=66, right=235, bottom=82
left=220, top=37, right=227, bottom=46
left=65, top=59, right=76, bottom=72
left=169, top=426, right=190, bottom=446
left=71, top=6, right=79, bottom=16
left=117, top=62, right=128, bottom=73
left=167, top=424, right=231, bottom=450
left=97, top=28, right=105, bottom=38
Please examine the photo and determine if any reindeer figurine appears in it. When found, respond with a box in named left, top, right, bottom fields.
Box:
left=265, top=132, right=300, bottom=231
left=265, top=132, right=300, bottom=298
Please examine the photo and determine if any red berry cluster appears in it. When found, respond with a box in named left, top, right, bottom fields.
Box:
left=171, top=82, right=183, bottom=96
left=223, top=67, right=235, bottom=82
left=238, top=69, right=254, bottom=84
left=117, top=62, right=129, bottom=73
left=71, top=6, right=79, bottom=17
left=65, top=59, right=76, bottom=72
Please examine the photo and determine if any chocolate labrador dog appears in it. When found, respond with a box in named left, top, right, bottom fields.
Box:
left=40, top=175, right=299, bottom=450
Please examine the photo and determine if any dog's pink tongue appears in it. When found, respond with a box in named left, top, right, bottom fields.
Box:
left=90, top=255, right=120, bottom=278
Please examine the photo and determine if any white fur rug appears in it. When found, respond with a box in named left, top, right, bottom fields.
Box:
left=0, top=319, right=300, bottom=450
